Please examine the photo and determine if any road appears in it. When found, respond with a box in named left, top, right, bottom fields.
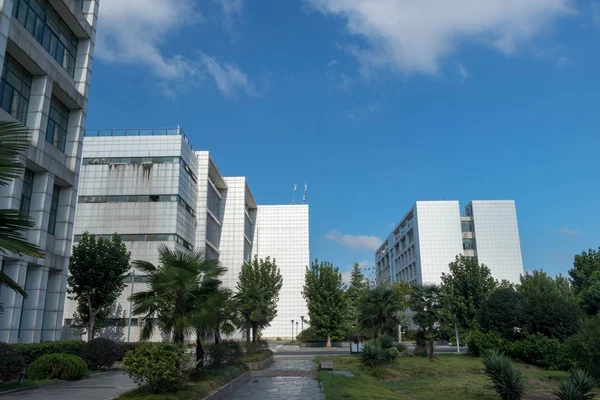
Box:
left=269, top=342, right=468, bottom=356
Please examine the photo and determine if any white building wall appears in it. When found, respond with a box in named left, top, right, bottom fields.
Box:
left=253, top=205, right=309, bottom=339
left=470, top=200, right=524, bottom=284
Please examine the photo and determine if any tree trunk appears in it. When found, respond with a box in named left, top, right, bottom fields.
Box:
left=88, top=318, right=95, bottom=342
left=214, top=329, right=221, bottom=345
left=195, top=331, right=204, bottom=370
left=245, top=326, right=251, bottom=344
left=252, top=324, right=257, bottom=343
left=174, top=331, right=184, bottom=344
left=429, top=339, right=434, bottom=361
left=326, top=335, right=332, bottom=348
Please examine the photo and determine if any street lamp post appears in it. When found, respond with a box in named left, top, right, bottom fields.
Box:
left=291, top=320, right=295, bottom=343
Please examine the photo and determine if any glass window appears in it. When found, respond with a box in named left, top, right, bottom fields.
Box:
left=461, top=220, right=473, bottom=232
left=207, top=182, right=221, bottom=217
left=47, top=184, right=59, bottom=235
left=12, top=0, right=78, bottom=77
left=206, top=246, right=219, bottom=261
left=0, top=55, right=32, bottom=123
left=20, top=169, right=34, bottom=214
left=46, top=96, right=69, bottom=152
left=463, top=238, right=476, bottom=250
left=206, top=214, right=221, bottom=247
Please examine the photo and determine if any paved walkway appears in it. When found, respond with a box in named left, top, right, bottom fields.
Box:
left=0, top=372, right=136, bottom=400
left=231, top=359, right=324, bottom=400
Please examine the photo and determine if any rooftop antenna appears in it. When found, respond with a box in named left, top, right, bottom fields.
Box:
left=302, top=184, right=308, bottom=203
left=292, top=184, right=297, bottom=204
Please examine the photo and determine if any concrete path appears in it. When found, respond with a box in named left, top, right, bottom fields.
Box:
left=0, top=372, right=136, bottom=400
left=231, top=358, right=324, bottom=400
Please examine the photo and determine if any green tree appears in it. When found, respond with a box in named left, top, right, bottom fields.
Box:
left=478, top=287, right=526, bottom=340
left=410, top=284, right=445, bottom=360
left=346, top=262, right=369, bottom=338
left=579, top=276, right=600, bottom=316
left=302, top=260, right=347, bottom=347
left=569, top=248, right=600, bottom=293
left=358, top=284, right=407, bottom=338
left=0, top=122, right=44, bottom=313
left=441, top=255, right=497, bottom=332
left=130, top=245, right=225, bottom=346
left=68, top=232, right=130, bottom=340
left=234, top=256, right=283, bottom=343
left=518, top=270, right=579, bottom=340
left=566, top=314, right=600, bottom=378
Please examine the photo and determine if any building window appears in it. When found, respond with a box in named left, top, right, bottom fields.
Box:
left=73, top=233, right=193, bottom=250
left=463, top=238, right=476, bottom=250
left=0, top=55, right=32, bottom=123
left=82, top=156, right=179, bottom=165
left=46, top=96, right=69, bottom=152
left=47, top=185, right=59, bottom=235
left=461, top=220, right=473, bottom=232
left=77, top=194, right=196, bottom=217
left=206, top=215, right=221, bottom=248
left=207, top=182, right=221, bottom=218
left=206, top=246, right=219, bottom=261
left=12, top=0, right=78, bottom=77
left=20, top=169, right=34, bottom=215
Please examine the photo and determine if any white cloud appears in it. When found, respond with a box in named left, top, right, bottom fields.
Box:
left=458, top=63, right=469, bottom=79
left=327, top=59, right=339, bottom=67
left=347, top=103, right=379, bottom=121
left=307, top=0, right=573, bottom=76
left=325, top=230, right=382, bottom=251
left=213, top=0, right=244, bottom=30
left=96, top=0, right=256, bottom=98
left=557, top=227, right=580, bottom=236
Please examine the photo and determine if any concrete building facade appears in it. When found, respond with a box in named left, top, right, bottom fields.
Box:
left=0, top=0, right=98, bottom=343
left=63, top=130, right=309, bottom=341
left=376, top=200, right=524, bottom=286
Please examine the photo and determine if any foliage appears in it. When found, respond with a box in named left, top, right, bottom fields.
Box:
left=346, top=262, right=370, bottom=338
left=410, top=284, right=445, bottom=360
left=509, top=333, right=571, bottom=371
left=68, top=232, right=130, bottom=340
left=242, top=338, right=269, bottom=355
left=27, top=353, right=87, bottom=381
left=14, top=340, right=85, bottom=365
left=121, top=343, right=189, bottom=393
left=82, top=338, right=120, bottom=370
left=0, top=343, right=25, bottom=383
left=204, top=340, right=243, bottom=368
left=358, top=285, right=407, bottom=338
left=552, top=369, right=597, bottom=400
left=579, top=277, right=600, bottom=317
left=302, top=260, right=347, bottom=346
left=441, top=255, right=497, bottom=332
left=467, top=330, right=508, bottom=357
left=569, top=248, right=600, bottom=294
left=234, top=256, right=283, bottom=343
left=481, top=349, right=525, bottom=400
left=565, top=314, right=600, bottom=378
left=395, top=342, right=408, bottom=354
left=297, top=326, right=324, bottom=342
left=117, top=343, right=140, bottom=361
left=361, top=338, right=397, bottom=368
left=242, top=350, right=272, bottom=363
left=518, top=271, right=580, bottom=340
left=478, top=287, right=526, bottom=340
left=414, top=330, right=429, bottom=357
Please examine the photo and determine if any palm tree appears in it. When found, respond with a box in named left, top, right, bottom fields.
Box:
left=129, top=245, right=225, bottom=344
left=0, top=121, right=44, bottom=313
left=410, top=284, right=445, bottom=360
left=358, top=285, right=405, bottom=338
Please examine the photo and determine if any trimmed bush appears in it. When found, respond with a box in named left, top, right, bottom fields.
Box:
left=205, top=340, right=243, bottom=368
left=378, top=335, right=394, bottom=349
left=361, top=338, right=397, bottom=368
left=243, top=350, right=272, bottom=363
left=121, top=342, right=188, bottom=393
left=552, top=369, right=596, bottom=400
left=243, top=339, right=269, bottom=355
left=117, top=343, right=139, bottom=361
left=14, top=340, right=84, bottom=365
left=565, top=314, right=600, bottom=379
left=509, top=333, right=571, bottom=371
left=82, top=338, right=120, bottom=370
left=27, top=353, right=87, bottom=381
left=482, top=349, right=524, bottom=400
left=0, top=343, right=25, bottom=383
left=467, top=330, right=508, bottom=357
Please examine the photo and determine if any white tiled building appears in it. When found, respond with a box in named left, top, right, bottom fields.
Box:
left=63, top=130, right=309, bottom=341
left=376, top=200, right=524, bottom=286
left=0, top=0, right=98, bottom=344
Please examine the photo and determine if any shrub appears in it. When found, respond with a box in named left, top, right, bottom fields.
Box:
left=27, top=353, right=87, bottom=381
left=395, top=342, right=408, bottom=354
left=467, top=330, right=508, bottom=357
left=243, top=339, right=269, bottom=355
left=552, top=369, right=596, bottom=400
left=378, top=335, right=394, bottom=349
left=482, top=349, right=524, bottom=400
left=0, top=343, right=25, bottom=383
left=565, top=314, right=600, bottom=379
left=82, top=338, right=120, bottom=370
left=121, top=342, right=188, bottom=393
left=509, top=333, right=571, bottom=370
left=205, top=340, right=243, bottom=368
left=117, top=343, right=139, bottom=361
left=276, top=337, right=282, bottom=341
left=14, top=341, right=84, bottom=365
left=243, top=350, right=272, bottom=363
left=361, top=339, right=397, bottom=368
left=414, top=332, right=429, bottom=357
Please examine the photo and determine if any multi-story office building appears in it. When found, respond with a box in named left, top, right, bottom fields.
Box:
left=376, top=200, right=524, bottom=286
left=63, top=129, right=309, bottom=340
left=0, top=0, right=98, bottom=343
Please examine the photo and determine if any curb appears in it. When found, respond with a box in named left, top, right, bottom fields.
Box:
left=202, top=371, right=250, bottom=400
left=245, top=356, right=273, bottom=370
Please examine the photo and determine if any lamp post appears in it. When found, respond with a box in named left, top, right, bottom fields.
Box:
left=291, top=320, right=294, bottom=343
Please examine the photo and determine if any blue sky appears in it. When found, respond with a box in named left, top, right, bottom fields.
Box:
left=87, top=0, right=600, bottom=280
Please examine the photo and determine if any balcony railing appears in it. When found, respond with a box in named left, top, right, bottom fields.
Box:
left=85, top=127, right=194, bottom=150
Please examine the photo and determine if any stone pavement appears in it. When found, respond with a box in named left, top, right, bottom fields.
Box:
left=0, top=372, right=136, bottom=400
left=230, top=358, right=324, bottom=400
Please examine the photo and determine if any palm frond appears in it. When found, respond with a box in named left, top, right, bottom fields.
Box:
left=0, top=121, right=30, bottom=186
left=0, top=209, right=44, bottom=258
left=0, top=270, right=27, bottom=298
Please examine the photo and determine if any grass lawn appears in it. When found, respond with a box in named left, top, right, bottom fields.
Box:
left=316, top=354, right=599, bottom=400
left=117, top=363, right=249, bottom=400
left=0, top=379, right=56, bottom=392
